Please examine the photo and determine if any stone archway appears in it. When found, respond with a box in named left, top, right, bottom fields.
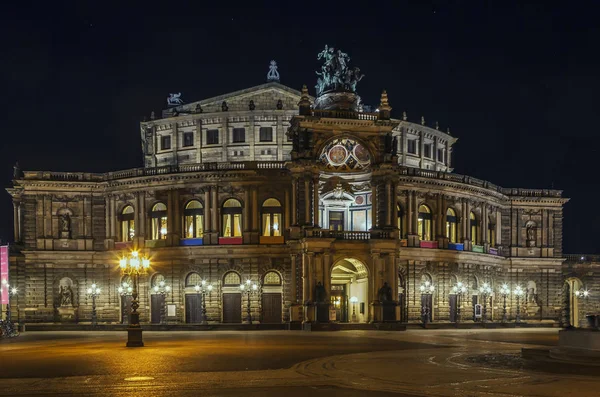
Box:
left=330, top=258, right=369, bottom=323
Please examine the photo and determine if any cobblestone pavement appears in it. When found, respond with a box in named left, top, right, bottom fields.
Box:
left=1, top=328, right=598, bottom=396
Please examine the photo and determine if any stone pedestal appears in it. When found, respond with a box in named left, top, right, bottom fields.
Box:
left=371, top=301, right=397, bottom=323
left=549, top=329, right=600, bottom=362
left=56, top=307, right=77, bottom=323
left=407, top=234, right=419, bottom=247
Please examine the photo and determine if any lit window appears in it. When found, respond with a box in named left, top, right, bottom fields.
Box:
left=151, top=202, right=168, bottom=240
left=446, top=208, right=457, bottom=243
left=223, top=271, right=241, bottom=286
left=488, top=221, right=496, bottom=247
left=184, top=200, right=203, bottom=239
left=120, top=205, right=135, bottom=242
left=261, top=198, right=282, bottom=237
left=470, top=212, right=479, bottom=245
left=263, top=271, right=281, bottom=285
left=397, top=204, right=404, bottom=239
left=186, top=272, right=202, bottom=287
left=222, top=199, right=242, bottom=237
left=407, top=139, right=417, bottom=154
left=424, top=144, right=431, bottom=158
left=418, top=204, right=432, bottom=241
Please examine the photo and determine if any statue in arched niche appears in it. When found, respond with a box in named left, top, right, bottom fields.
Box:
left=58, top=208, right=73, bottom=239
left=526, top=221, right=536, bottom=247
left=58, top=277, right=75, bottom=307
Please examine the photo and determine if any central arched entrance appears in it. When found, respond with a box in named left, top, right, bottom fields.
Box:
left=330, top=258, right=369, bottom=323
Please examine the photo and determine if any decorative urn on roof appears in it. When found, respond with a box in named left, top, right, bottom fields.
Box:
left=314, top=45, right=364, bottom=111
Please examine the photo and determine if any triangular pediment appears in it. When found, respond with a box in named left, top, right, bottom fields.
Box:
left=169, top=82, right=312, bottom=114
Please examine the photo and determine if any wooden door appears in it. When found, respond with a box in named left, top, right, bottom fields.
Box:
left=222, top=293, right=241, bottom=323
left=261, top=293, right=282, bottom=323
left=449, top=294, right=457, bottom=322
left=185, top=294, right=202, bottom=323
left=421, top=294, right=433, bottom=322
left=151, top=294, right=165, bottom=324
left=121, top=295, right=132, bottom=324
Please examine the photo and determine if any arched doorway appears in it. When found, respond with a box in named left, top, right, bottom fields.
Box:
left=261, top=271, right=283, bottom=323
left=565, top=278, right=583, bottom=327
left=184, top=272, right=203, bottom=323
left=331, top=258, right=369, bottom=323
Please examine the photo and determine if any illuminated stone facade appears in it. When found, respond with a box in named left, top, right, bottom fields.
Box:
left=6, top=72, right=582, bottom=327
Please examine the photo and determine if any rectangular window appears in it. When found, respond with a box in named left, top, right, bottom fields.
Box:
left=407, top=139, right=416, bottom=154
left=206, top=129, right=219, bottom=145
left=183, top=132, right=194, bottom=147
left=424, top=144, right=431, bottom=158
left=259, top=127, right=273, bottom=142
left=232, top=128, right=245, bottom=143
left=161, top=135, right=171, bottom=150
left=437, top=148, right=444, bottom=162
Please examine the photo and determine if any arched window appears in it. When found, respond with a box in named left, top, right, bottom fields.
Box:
left=184, top=200, right=204, bottom=239
left=418, top=204, right=432, bottom=241
left=185, top=272, right=202, bottom=287
left=222, top=199, right=242, bottom=237
left=446, top=208, right=457, bottom=243
left=223, top=271, right=241, bottom=286
left=151, top=273, right=165, bottom=288
left=262, top=198, right=282, bottom=237
left=488, top=218, right=496, bottom=247
left=470, top=212, right=478, bottom=245
left=151, top=202, right=167, bottom=240
left=263, top=271, right=282, bottom=285
left=120, top=205, right=135, bottom=242
left=397, top=204, right=404, bottom=239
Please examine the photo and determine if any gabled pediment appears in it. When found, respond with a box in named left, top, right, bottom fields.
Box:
left=168, top=82, right=313, bottom=114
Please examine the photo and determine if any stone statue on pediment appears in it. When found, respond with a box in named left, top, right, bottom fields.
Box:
left=315, top=45, right=364, bottom=96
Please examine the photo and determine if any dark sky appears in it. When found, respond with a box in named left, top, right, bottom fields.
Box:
left=1, top=1, right=598, bottom=253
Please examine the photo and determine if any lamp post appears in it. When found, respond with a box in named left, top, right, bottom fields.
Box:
left=499, top=284, right=510, bottom=323
left=419, top=281, right=435, bottom=325
left=450, top=282, right=467, bottom=323
left=86, top=283, right=101, bottom=327
left=575, top=288, right=590, bottom=327
left=117, top=281, right=133, bottom=325
left=350, top=296, right=358, bottom=322
left=479, top=282, right=492, bottom=323
left=119, top=250, right=150, bottom=347
left=240, top=279, right=259, bottom=324
left=514, top=285, right=524, bottom=324
left=153, top=280, right=171, bottom=325
left=194, top=279, right=214, bottom=324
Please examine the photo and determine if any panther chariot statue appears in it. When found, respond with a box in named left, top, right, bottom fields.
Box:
left=314, top=45, right=365, bottom=111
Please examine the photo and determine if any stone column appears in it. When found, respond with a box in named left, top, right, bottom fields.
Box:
left=110, top=196, right=116, bottom=239
left=407, top=192, right=413, bottom=234
left=243, top=189, right=250, bottom=234
left=134, top=193, right=140, bottom=238
left=284, top=187, right=290, bottom=230
left=204, top=189, right=211, bottom=235
left=104, top=196, right=110, bottom=239
left=139, top=192, right=146, bottom=239
left=211, top=186, right=218, bottom=237
left=291, top=176, right=298, bottom=225
left=312, top=176, right=320, bottom=228
left=371, top=182, right=378, bottom=230
left=304, top=177, right=310, bottom=226
left=173, top=189, right=181, bottom=240
left=385, top=180, right=392, bottom=227
left=251, top=187, right=259, bottom=243
left=12, top=201, right=20, bottom=242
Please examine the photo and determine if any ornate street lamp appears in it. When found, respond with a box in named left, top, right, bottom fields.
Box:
left=240, top=279, right=259, bottom=324
left=194, top=279, right=214, bottom=324
left=119, top=250, right=150, bottom=347
left=153, top=280, right=171, bottom=325
left=479, top=282, right=493, bottom=323
left=86, top=283, right=101, bottom=327
left=499, top=284, right=510, bottom=323
left=450, top=282, right=468, bottom=323
left=513, top=285, right=524, bottom=324
left=117, top=282, right=133, bottom=296
left=419, top=281, right=435, bottom=325
left=350, top=296, right=358, bottom=322
left=574, top=288, right=590, bottom=299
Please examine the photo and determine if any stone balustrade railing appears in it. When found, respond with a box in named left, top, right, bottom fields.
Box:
left=311, top=109, right=379, bottom=120
left=19, top=164, right=563, bottom=198
left=564, top=254, right=600, bottom=263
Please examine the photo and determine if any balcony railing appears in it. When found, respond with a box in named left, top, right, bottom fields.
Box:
left=306, top=229, right=391, bottom=240
left=19, top=163, right=564, bottom=199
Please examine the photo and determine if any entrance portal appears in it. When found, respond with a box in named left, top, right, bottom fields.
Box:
left=331, top=258, right=369, bottom=323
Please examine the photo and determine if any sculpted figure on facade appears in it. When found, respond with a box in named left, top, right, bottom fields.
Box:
left=315, top=45, right=364, bottom=96
left=378, top=282, right=393, bottom=302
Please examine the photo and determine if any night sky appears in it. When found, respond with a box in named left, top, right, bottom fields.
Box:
left=1, top=2, right=598, bottom=253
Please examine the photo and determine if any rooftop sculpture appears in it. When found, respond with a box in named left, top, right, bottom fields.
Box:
left=315, top=45, right=364, bottom=96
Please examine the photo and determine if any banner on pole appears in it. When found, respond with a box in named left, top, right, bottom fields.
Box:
left=0, top=245, right=8, bottom=304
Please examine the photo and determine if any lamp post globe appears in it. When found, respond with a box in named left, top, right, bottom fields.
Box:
left=86, top=283, right=101, bottom=327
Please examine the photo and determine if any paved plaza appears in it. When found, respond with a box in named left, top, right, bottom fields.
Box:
left=0, top=329, right=598, bottom=396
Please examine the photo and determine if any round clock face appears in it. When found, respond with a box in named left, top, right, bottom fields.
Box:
left=328, top=145, right=348, bottom=165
